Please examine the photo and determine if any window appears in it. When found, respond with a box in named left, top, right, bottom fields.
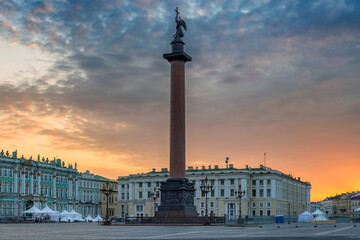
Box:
left=230, top=189, right=235, bottom=197
left=4, top=169, right=7, bottom=177
left=252, top=202, right=256, bottom=208
left=267, top=210, right=271, bottom=216
left=9, top=170, right=13, bottom=177
left=267, top=189, right=271, bottom=197
left=267, top=179, right=271, bottom=185
left=260, top=189, right=264, bottom=197
left=252, top=210, right=256, bottom=216
left=9, top=182, right=12, bottom=193
left=122, top=184, right=125, bottom=189
left=211, top=180, right=215, bottom=185
left=252, top=189, right=256, bottom=197
left=259, top=180, right=263, bottom=185
left=45, top=174, right=47, bottom=181
left=139, top=191, right=142, bottom=199
left=147, top=182, right=151, bottom=188
left=259, top=202, right=264, bottom=208
left=49, top=175, right=52, bottom=181
left=211, top=189, right=215, bottom=197
left=148, top=191, right=151, bottom=198
left=210, top=202, right=214, bottom=208
left=220, top=179, right=224, bottom=185
left=202, top=191, right=205, bottom=197
left=220, top=189, right=225, bottom=197
left=122, top=193, right=125, bottom=200
left=252, top=180, right=256, bottom=185
left=139, top=182, right=142, bottom=188
left=230, top=179, right=234, bottom=185
left=136, top=205, right=143, bottom=211
left=201, top=202, right=204, bottom=208
left=267, top=202, right=271, bottom=208
left=0, top=169, right=2, bottom=177
left=260, top=210, right=263, bottom=216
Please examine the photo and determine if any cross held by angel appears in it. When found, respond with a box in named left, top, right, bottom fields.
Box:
left=174, top=7, right=187, bottom=39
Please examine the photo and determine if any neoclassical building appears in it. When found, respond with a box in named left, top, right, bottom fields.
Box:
left=118, top=164, right=311, bottom=218
left=78, top=170, right=101, bottom=217
left=0, top=149, right=78, bottom=219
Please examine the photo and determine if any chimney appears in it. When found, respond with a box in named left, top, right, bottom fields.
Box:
left=188, top=166, right=193, bottom=170
left=208, top=165, right=211, bottom=169
left=202, top=166, right=205, bottom=170
left=229, top=164, right=233, bottom=169
left=152, top=168, right=156, bottom=173
left=214, top=165, right=218, bottom=169
left=161, top=168, right=168, bottom=172
left=196, top=166, right=198, bottom=170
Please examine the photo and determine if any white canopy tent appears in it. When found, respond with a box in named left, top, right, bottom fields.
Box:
left=41, top=206, right=59, bottom=214
left=61, top=215, right=74, bottom=222
left=60, top=210, right=69, bottom=217
left=94, top=215, right=104, bottom=222
left=312, top=209, right=325, bottom=216
left=73, top=214, right=85, bottom=222
left=68, top=209, right=81, bottom=218
left=23, top=206, right=44, bottom=214
left=84, top=215, right=94, bottom=222
left=298, top=211, right=313, bottom=223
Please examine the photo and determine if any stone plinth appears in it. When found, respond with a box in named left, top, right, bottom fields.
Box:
left=156, top=178, right=197, bottom=223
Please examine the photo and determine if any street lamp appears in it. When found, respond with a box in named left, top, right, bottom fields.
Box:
left=101, top=182, right=115, bottom=225
left=200, top=177, right=213, bottom=225
left=235, top=184, right=246, bottom=224
left=150, top=187, right=159, bottom=217
left=288, top=201, right=291, bottom=224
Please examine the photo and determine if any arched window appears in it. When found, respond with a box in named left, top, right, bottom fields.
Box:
left=9, top=182, right=12, bottom=193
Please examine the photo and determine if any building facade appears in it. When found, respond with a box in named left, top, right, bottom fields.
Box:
left=99, top=176, right=119, bottom=218
left=351, top=194, right=360, bottom=219
left=118, top=164, right=311, bottom=219
left=0, top=149, right=78, bottom=220
left=78, top=170, right=101, bottom=217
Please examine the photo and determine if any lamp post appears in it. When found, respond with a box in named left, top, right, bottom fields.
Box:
left=200, top=177, right=213, bottom=225
left=101, top=182, right=115, bottom=225
left=235, top=184, right=246, bottom=224
left=150, top=187, right=159, bottom=217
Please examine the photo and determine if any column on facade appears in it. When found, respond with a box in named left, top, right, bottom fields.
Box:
left=135, top=183, right=139, bottom=200
left=241, top=178, right=247, bottom=198
left=53, top=174, right=57, bottom=197
left=75, top=179, right=79, bottom=200
left=225, top=178, right=230, bottom=198
left=128, top=182, right=133, bottom=200
left=21, top=171, right=25, bottom=194
left=30, top=171, right=34, bottom=194
left=263, top=179, right=267, bottom=199
left=271, top=179, right=276, bottom=199
left=214, top=179, right=219, bottom=198
left=195, top=179, right=201, bottom=198
left=14, top=170, right=18, bottom=193
left=143, top=181, right=147, bottom=200
left=68, top=179, right=72, bottom=198
left=124, top=184, right=128, bottom=201
left=38, top=173, right=41, bottom=195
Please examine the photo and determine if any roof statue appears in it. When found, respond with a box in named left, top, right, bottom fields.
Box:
left=174, top=7, right=187, bottom=39
left=0, top=150, right=3, bottom=156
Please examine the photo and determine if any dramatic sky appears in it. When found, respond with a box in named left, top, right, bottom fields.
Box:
left=0, top=0, right=359, bottom=201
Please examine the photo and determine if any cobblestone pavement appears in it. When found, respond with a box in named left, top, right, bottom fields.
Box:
left=0, top=222, right=359, bottom=240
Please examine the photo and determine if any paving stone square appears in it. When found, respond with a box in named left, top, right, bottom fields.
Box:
left=0, top=222, right=359, bottom=240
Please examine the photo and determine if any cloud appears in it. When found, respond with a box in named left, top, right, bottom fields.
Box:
left=0, top=0, right=359, bottom=199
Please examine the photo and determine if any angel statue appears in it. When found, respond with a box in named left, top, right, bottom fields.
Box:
left=174, top=7, right=187, bottom=39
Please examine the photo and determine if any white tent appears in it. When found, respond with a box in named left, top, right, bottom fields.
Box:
left=61, top=215, right=74, bottom=222
left=298, top=211, right=313, bottom=223
left=314, top=215, right=328, bottom=221
left=84, top=215, right=94, bottom=222
left=312, top=209, right=324, bottom=216
left=41, top=206, right=59, bottom=214
left=73, top=214, right=85, bottom=222
left=68, top=209, right=80, bottom=218
left=23, top=206, right=44, bottom=214
left=60, top=210, right=69, bottom=217
left=94, top=215, right=104, bottom=222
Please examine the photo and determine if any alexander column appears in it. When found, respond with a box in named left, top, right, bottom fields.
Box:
left=156, top=7, right=197, bottom=223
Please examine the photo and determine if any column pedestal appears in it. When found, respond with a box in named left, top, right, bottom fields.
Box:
left=156, top=178, right=197, bottom=223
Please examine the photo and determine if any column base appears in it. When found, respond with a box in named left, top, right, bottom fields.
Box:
left=155, top=178, right=198, bottom=224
